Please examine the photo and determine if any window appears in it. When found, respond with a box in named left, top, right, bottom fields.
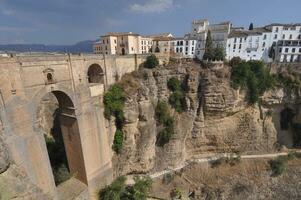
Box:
left=298, top=35, right=301, bottom=39
left=186, top=41, right=189, bottom=45
left=107, top=39, right=109, bottom=43
left=114, top=40, right=116, bottom=44
left=275, top=27, right=279, bottom=32
left=105, top=46, right=107, bottom=50
left=285, top=48, right=289, bottom=53
left=292, top=48, right=296, bottom=53
left=279, top=48, right=282, bottom=53
left=289, top=34, right=293, bottom=39
left=192, top=47, right=194, bottom=51
left=192, top=41, right=195, bottom=45
left=263, top=35, right=267, bottom=40
left=185, top=47, right=188, bottom=52
left=239, top=44, right=242, bottom=49
left=282, top=34, right=285, bottom=39
left=234, top=38, right=237, bottom=43
left=299, top=48, right=301, bottom=53
left=274, top=34, right=278, bottom=39
left=233, top=44, right=236, bottom=49
left=262, top=42, right=266, bottom=47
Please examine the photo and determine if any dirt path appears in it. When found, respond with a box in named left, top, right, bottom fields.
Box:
left=149, top=151, right=301, bottom=179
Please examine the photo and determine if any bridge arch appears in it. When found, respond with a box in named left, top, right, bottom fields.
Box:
left=33, top=87, right=88, bottom=187
left=87, top=64, right=104, bottom=84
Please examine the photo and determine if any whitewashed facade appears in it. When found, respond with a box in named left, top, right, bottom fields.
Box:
left=187, top=19, right=232, bottom=60
left=226, top=29, right=273, bottom=62
left=172, top=37, right=197, bottom=58
left=226, top=23, right=301, bottom=63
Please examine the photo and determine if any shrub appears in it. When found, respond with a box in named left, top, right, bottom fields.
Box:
left=99, top=176, right=152, bottom=200
left=269, top=156, right=287, bottom=176
left=229, top=57, right=242, bottom=67
left=170, top=188, right=182, bottom=199
left=123, top=176, right=152, bottom=200
left=99, top=176, right=126, bottom=200
left=144, top=54, right=159, bottom=69
left=103, top=85, right=125, bottom=153
left=167, top=77, right=181, bottom=91
left=155, top=101, right=174, bottom=146
left=167, top=77, right=186, bottom=112
left=112, top=129, right=123, bottom=154
left=230, top=61, right=275, bottom=104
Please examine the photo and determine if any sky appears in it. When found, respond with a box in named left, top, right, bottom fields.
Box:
left=0, top=0, right=301, bottom=45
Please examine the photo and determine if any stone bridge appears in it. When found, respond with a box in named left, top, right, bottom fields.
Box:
left=0, top=53, right=169, bottom=199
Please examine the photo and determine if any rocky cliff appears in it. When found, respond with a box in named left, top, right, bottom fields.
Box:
left=112, top=60, right=301, bottom=176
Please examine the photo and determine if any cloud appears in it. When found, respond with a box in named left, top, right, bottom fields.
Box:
left=129, top=0, right=174, bottom=13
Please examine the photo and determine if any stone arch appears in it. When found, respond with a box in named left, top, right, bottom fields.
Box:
left=34, top=88, right=88, bottom=185
left=87, top=64, right=104, bottom=84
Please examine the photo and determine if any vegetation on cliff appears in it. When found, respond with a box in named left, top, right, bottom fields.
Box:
left=167, top=77, right=187, bottom=112
left=230, top=60, right=276, bottom=104
left=144, top=54, right=159, bottom=69
left=155, top=101, right=174, bottom=146
left=104, top=85, right=125, bottom=154
left=99, top=176, right=152, bottom=200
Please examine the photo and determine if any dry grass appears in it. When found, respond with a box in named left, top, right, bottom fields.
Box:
left=117, top=72, right=141, bottom=97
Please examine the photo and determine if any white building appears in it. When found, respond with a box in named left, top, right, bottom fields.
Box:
left=226, top=23, right=301, bottom=63
left=172, top=36, right=197, bottom=58
left=187, top=19, right=232, bottom=60
left=226, top=28, right=273, bottom=62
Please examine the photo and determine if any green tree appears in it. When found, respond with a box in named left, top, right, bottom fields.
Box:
left=269, top=43, right=276, bottom=60
left=122, top=177, right=152, bottom=200
left=213, top=47, right=225, bottom=61
left=144, top=54, right=159, bottom=69
left=203, top=30, right=214, bottom=61
left=249, top=23, right=254, bottom=30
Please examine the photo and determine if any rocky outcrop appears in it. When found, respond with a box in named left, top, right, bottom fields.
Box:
left=112, top=61, right=283, bottom=175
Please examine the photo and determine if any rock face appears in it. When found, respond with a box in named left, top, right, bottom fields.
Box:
left=0, top=128, right=50, bottom=199
left=112, top=61, right=283, bottom=175
left=0, top=135, right=9, bottom=174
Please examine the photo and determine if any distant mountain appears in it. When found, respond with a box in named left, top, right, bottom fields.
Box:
left=0, top=40, right=96, bottom=53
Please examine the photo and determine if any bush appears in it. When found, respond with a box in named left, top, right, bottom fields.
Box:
left=229, top=57, right=242, bottom=67
left=144, top=54, right=159, bottom=69
left=99, top=176, right=152, bottom=200
left=269, top=156, right=287, bottom=176
left=112, top=129, right=124, bottom=154
left=155, top=101, right=174, bottom=146
left=123, top=176, right=152, bottom=200
left=99, top=176, right=126, bottom=200
left=167, top=77, right=186, bottom=112
left=167, top=77, right=181, bottom=91
left=103, top=85, right=125, bottom=153
left=230, top=61, right=276, bottom=104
